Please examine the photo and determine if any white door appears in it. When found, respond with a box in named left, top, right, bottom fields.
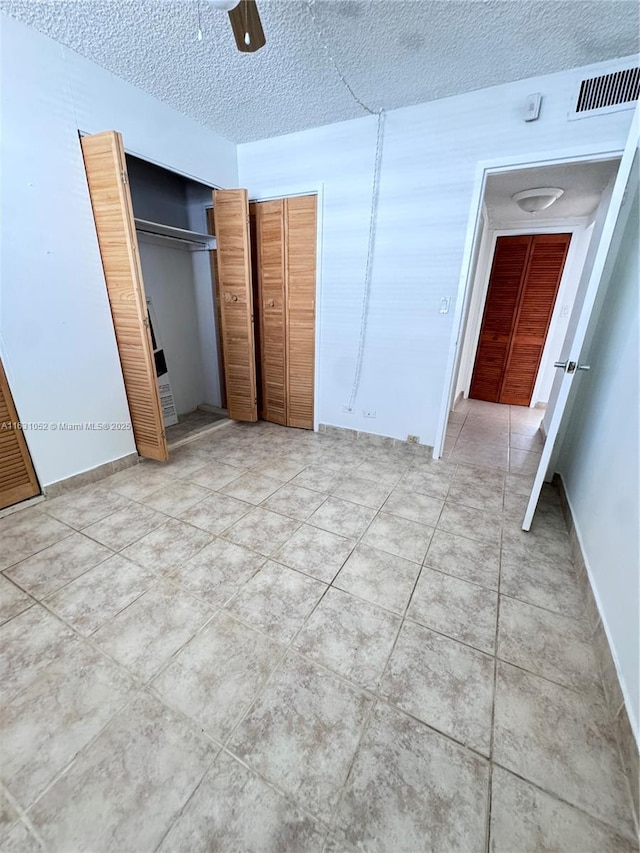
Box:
left=523, top=106, right=639, bottom=531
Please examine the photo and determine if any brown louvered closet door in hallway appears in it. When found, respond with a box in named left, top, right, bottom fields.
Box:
left=0, top=360, right=40, bottom=510
left=470, top=233, right=571, bottom=407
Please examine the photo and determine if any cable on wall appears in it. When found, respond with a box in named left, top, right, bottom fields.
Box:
left=305, top=0, right=385, bottom=411
left=196, top=0, right=203, bottom=41
left=346, top=109, right=385, bottom=411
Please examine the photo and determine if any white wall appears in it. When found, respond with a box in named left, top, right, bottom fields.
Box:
left=138, top=240, right=204, bottom=416
left=556, top=189, right=639, bottom=737
left=0, top=14, right=237, bottom=487
left=186, top=185, right=223, bottom=409
left=1, top=12, right=635, bottom=486
left=238, top=56, right=636, bottom=445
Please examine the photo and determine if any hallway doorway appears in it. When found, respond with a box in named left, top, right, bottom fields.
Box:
left=436, top=155, right=622, bottom=488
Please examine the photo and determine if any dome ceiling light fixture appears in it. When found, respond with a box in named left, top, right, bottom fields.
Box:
left=512, top=187, right=565, bottom=213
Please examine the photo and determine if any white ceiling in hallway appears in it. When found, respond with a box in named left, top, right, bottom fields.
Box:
left=1, top=0, right=638, bottom=143
left=484, top=158, right=621, bottom=226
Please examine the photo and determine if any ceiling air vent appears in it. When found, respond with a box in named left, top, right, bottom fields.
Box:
left=570, top=66, right=639, bottom=119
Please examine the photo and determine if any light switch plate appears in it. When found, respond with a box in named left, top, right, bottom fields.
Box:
left=525, top=93, right=542, bottom=122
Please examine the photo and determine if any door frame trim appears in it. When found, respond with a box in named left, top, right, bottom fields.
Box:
left=248, top=184, right=325, bottom=432
left=433, top=144, right=625, bottom=460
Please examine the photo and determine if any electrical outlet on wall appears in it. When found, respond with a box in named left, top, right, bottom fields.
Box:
left=363, top=410, right=376, bottom=418
left=407, top=435, right=419, bottom=444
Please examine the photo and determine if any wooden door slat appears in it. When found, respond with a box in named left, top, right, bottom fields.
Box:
left=500, top=234, right=571, bottom=405
left=470, top=236, right=531, bottom=403
left=252, top=199, right=287, bottom=425
left=470, top=233, right=571, bottom=407
left=206, top=208, right=227, bottom=410
left=0, top=360, right=40, bottom=510
left=213, top=189, right=258, bottom=422
left=284, top=196, right=316, bottom=429
left=81, top=131, right=167, bottom=461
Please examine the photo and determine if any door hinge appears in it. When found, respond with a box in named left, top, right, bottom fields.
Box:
left=143, top=316, right=150, bottom=328
left=121, top=169, right=128, bottom=185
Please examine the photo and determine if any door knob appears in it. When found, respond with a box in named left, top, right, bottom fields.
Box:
left=554, top=361, right=589, bottom=374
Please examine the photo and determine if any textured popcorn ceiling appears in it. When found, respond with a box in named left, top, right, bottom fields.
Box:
left=2, top=0, right=638, bottom=143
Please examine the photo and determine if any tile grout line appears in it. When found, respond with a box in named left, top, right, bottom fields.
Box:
left=321, top=534, right=431, bottom=835
left=490, top=760, right=640, bottom=844
left=157, top=455, right=442, bottom=838
left=485, top=498, right=505, bottom=853
left=0, top=781, right=49, bottom=851
left=3, top=413, right=629, bottom=847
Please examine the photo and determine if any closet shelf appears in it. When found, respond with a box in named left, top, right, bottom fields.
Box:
left=134, top=218, right=216, bottom=250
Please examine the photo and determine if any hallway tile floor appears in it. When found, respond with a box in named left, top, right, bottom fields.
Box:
left=0, top=404, right=637, bottom=852
left=443, top=397, right=545, bottom=473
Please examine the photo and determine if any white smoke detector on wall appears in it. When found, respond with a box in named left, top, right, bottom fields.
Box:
left=512, top=187, right=564, bottom=213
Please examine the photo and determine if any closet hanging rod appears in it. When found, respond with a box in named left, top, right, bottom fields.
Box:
left=134, top=218, right=216, bottom=249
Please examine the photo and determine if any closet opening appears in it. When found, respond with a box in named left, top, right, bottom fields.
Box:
left=81, top=131, right=318, bottom=463
left=126, top=155, right=229, bottom=449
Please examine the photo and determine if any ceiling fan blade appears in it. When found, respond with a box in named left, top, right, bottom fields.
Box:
left=228, top=0, right=266, bottom=53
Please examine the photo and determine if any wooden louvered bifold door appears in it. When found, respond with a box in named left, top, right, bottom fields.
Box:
left=285, top=195, right=317, bottom=429
left=206, top=208, right=227, bottom=410
left=500, top=234, right=571, bottom=405
left=0, top=360, right=40, bottom=509
left=252, top=200, right=287, bottom=424
left=213, top=189, right=258, bottom=422
left=80, top=131, right=168, bottom=461
left=470, top=234, right=570, bottom=406
left=470, top=236, right=531, bottom=403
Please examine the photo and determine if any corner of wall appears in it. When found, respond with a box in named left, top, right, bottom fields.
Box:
left=555, top=472, right=639, bottom=827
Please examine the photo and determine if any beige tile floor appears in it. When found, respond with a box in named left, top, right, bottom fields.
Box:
left=443, top=397, right=545, bottom=474
left=165, top=409, right=228, bottom=449
left=0, top=402, right=637, bottom=852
